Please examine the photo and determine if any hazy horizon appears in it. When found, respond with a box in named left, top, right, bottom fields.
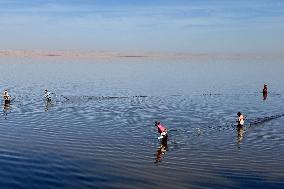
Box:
left=1, top=0, right=284, bottom=53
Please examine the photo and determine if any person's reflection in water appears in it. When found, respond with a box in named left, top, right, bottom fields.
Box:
left=3, top=102, right=11, bottom=119
left=44, top=100, right=52, bottom=111
left=237, top=124, right=244, bottom=146
left=155, top=137, right=168, bottom=165
left=263, top=92, right=268, bottom=100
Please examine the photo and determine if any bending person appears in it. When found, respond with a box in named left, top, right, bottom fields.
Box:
left=155, top=121, right=168, bottom=140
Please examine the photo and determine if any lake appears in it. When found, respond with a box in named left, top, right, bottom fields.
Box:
left=0, top=56, right=284, bottom=189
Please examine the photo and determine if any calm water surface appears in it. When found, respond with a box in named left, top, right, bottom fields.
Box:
left=0, top=57, right=284, bottom=189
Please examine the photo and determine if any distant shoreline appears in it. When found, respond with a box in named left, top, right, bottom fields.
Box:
left=0, top=50, right=283, bottom=60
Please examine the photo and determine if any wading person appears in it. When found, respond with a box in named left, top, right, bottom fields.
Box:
left=237, top=112, right=245, bottom=126
left=44, top=89, right=52, bottom=101
left=3, top=89, right=11, bottom=104
left=262, top=84, right=268, bottom=100
left=155, top=121, right=168, bottom=140
left=263, top=84, right=268, bottom=94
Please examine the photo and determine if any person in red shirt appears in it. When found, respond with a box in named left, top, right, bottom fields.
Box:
left=155, top=121, right=168, bottom=139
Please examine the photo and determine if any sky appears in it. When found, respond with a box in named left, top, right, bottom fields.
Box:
left=0, top=0, right=284, bottom=53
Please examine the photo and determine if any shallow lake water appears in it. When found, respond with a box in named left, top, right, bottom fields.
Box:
left=0, top=57, right=284, bottom=189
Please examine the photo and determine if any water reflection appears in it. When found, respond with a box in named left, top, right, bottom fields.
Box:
left=44, top=100, right=53, bottom=111
left=3, top=102, right=11, bottom=118
left=263, top=93, right=268, bottom=101
left=154, top=137, right=168, bottom=165
left=237, top=124, right=244, bottom=146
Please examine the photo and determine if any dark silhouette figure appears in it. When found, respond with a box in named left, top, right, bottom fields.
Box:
left=262, top=84, right=268, bottom=100
left=262, top=84, right=268, bottom=94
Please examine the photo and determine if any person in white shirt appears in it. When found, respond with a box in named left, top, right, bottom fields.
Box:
left=3, top=89, right=11, bottom=103
left=237, top=112, right=245, bottom=126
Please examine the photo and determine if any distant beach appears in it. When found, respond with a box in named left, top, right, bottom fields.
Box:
left=0, top=50, right=283, bottom=60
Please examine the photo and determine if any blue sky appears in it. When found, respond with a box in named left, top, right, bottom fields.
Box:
left=0, top=0, right=284, bottom=53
